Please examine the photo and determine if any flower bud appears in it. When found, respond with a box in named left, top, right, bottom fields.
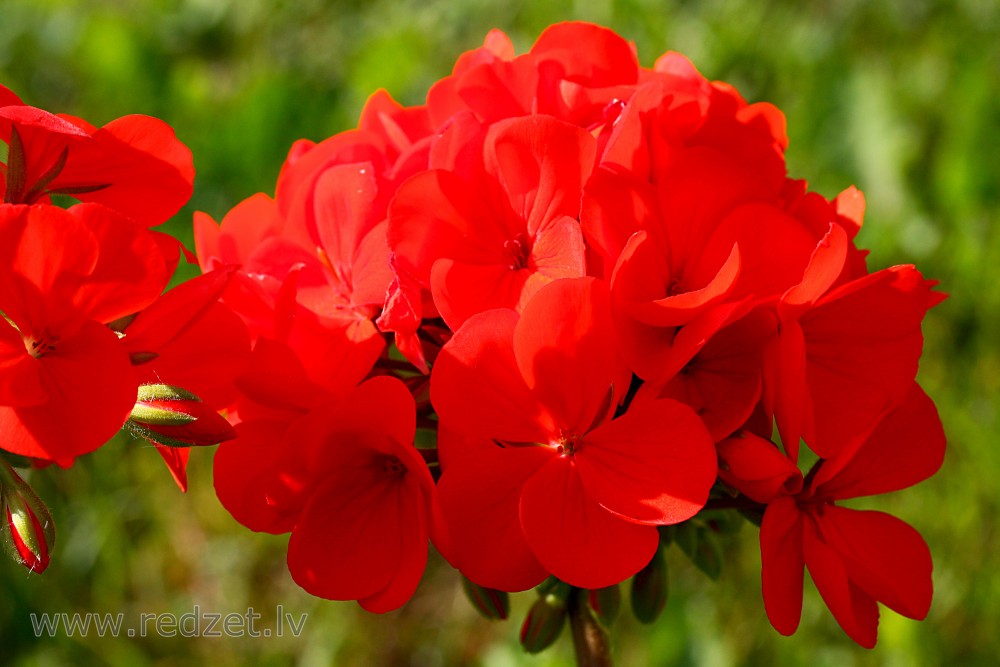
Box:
left=520, top=581, right=570, bottom=654
left=631, top=548, right=668, bottom=624
left=462, top=576, right=510, bottom=620
left=588, top=585, right=620, bottom=625
left=0, top=463, right=55, bottom=573
left=127, top=384, right=236, bottom=448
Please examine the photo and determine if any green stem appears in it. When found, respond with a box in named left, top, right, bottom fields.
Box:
left=568, top=588, right=613, bottom=667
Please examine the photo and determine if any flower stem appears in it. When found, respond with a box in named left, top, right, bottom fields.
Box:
left=568, top=588, right=613, bottom=667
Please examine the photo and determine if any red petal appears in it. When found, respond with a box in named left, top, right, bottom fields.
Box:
left=484, top=116, right=596, bottom=238
left=287, top=472, right=404, bottom=601
left=802, top=266, right=931, bottom=457
left=514, top=277, right=629, bottom=436
left=612, top=231, right=739, bottom=329
left=431, top=308, right=552, bottom=444
left=812, top=383, right=945, bottom=499
left=0, top=321, right=46, bottom=407
left=760, top=497, right=805, bottom=636
left=213, top=418, right=304, bottom=534
left=55, top=115, right=194, bottom=227
left=436, top=445, right=553, bottom=591
left=311, top=162, right=380, bottom=268
left=359, top=478, right=429, bottom=613
left=802, top=516, right=880, bottom=648
left=67, top=204, right=171, bottom=324
left=530, top=22, right=639, bottom=87
left=429, top=258, right=531, bottom=331
left=388, top=169, right=503, bottom=284
left=779, top=224, right=850, bottom=321
left=816, top=507, right=932, bottom=621
left=645, top=306, right=769, bottom=439
left=0, top=320, right=135, bottom=461
left=155, top=445, right=191, bottom=492
left=350, top=220, right=393, bottom=308
left=520, top=456, right=658, bottom=589
left=194, top=193, right=282, bottom=271
left=769, top=319, right=810, bottom=462
left=577, top=399, right=716, bottom=524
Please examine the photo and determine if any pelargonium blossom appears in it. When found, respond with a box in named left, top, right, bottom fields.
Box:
left=717, top=383, right=945, bottom=647
left=431, top=277, right=716, bottom=590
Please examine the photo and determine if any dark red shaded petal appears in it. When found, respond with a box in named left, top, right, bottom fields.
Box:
left=520, top=456, right=658, bottom=589
left=815, top=507, right=932, bottom=621
left=768, top=318, right=810, bottom=462
left=802, top=266, right=932, bottom=457
left=812, top=383, right=945, bottom=500
left=760, top=496, right=805, bottom=636
left=359, top=480, right=429, bottom=613
left=300, top=376, right=418, bottom=467
left=436, top=445, right=553, bottom=591
left=578, top=398, right=716, bottom=524
left=213, top=418, right=304, bottom=534
left=287, top=473, right=403, bottom=601
left=644, top=306, right=769, bottom=439
left=134, top=303, right=250, bottom=408
left=235, top=338, right=334, bottom=419
left=802, top=516, right=880, bottom=648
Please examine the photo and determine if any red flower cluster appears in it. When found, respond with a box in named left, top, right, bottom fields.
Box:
left=203, top=22, right=943, bottom=646
left=0, top=84, right=248, bottom=491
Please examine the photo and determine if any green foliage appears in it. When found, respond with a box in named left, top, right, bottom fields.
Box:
left=1, top=1, right=998, bottom=665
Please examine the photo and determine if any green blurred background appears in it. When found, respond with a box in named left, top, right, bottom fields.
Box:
left=1, top=0, right=998, bottom=665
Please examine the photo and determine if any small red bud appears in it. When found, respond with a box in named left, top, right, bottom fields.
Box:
left=127, top=384, right=236, bottom=448
left=0, top=463, right=55, bottom=573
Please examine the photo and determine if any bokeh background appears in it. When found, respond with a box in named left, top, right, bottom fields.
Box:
left=1, top=0, right=998, bottom=665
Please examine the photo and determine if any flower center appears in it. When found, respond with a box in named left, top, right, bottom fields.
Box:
left=502, top=233, right=532, bottom=271
left=24, top=335, right=57, bottom=359
left=554, top=433, right=582, bottom=457
left=381, top=455, right=407, bottom=478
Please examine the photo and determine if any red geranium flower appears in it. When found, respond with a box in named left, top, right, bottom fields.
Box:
left=214, top=376, right=440, bottom=612
left=387, top=115, right=592, bottom=331
left=0, top=203, right=171, bottom=462
left=431, top=277, right=716, bottom=590
left=717, top=383, right=945, bottom=647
